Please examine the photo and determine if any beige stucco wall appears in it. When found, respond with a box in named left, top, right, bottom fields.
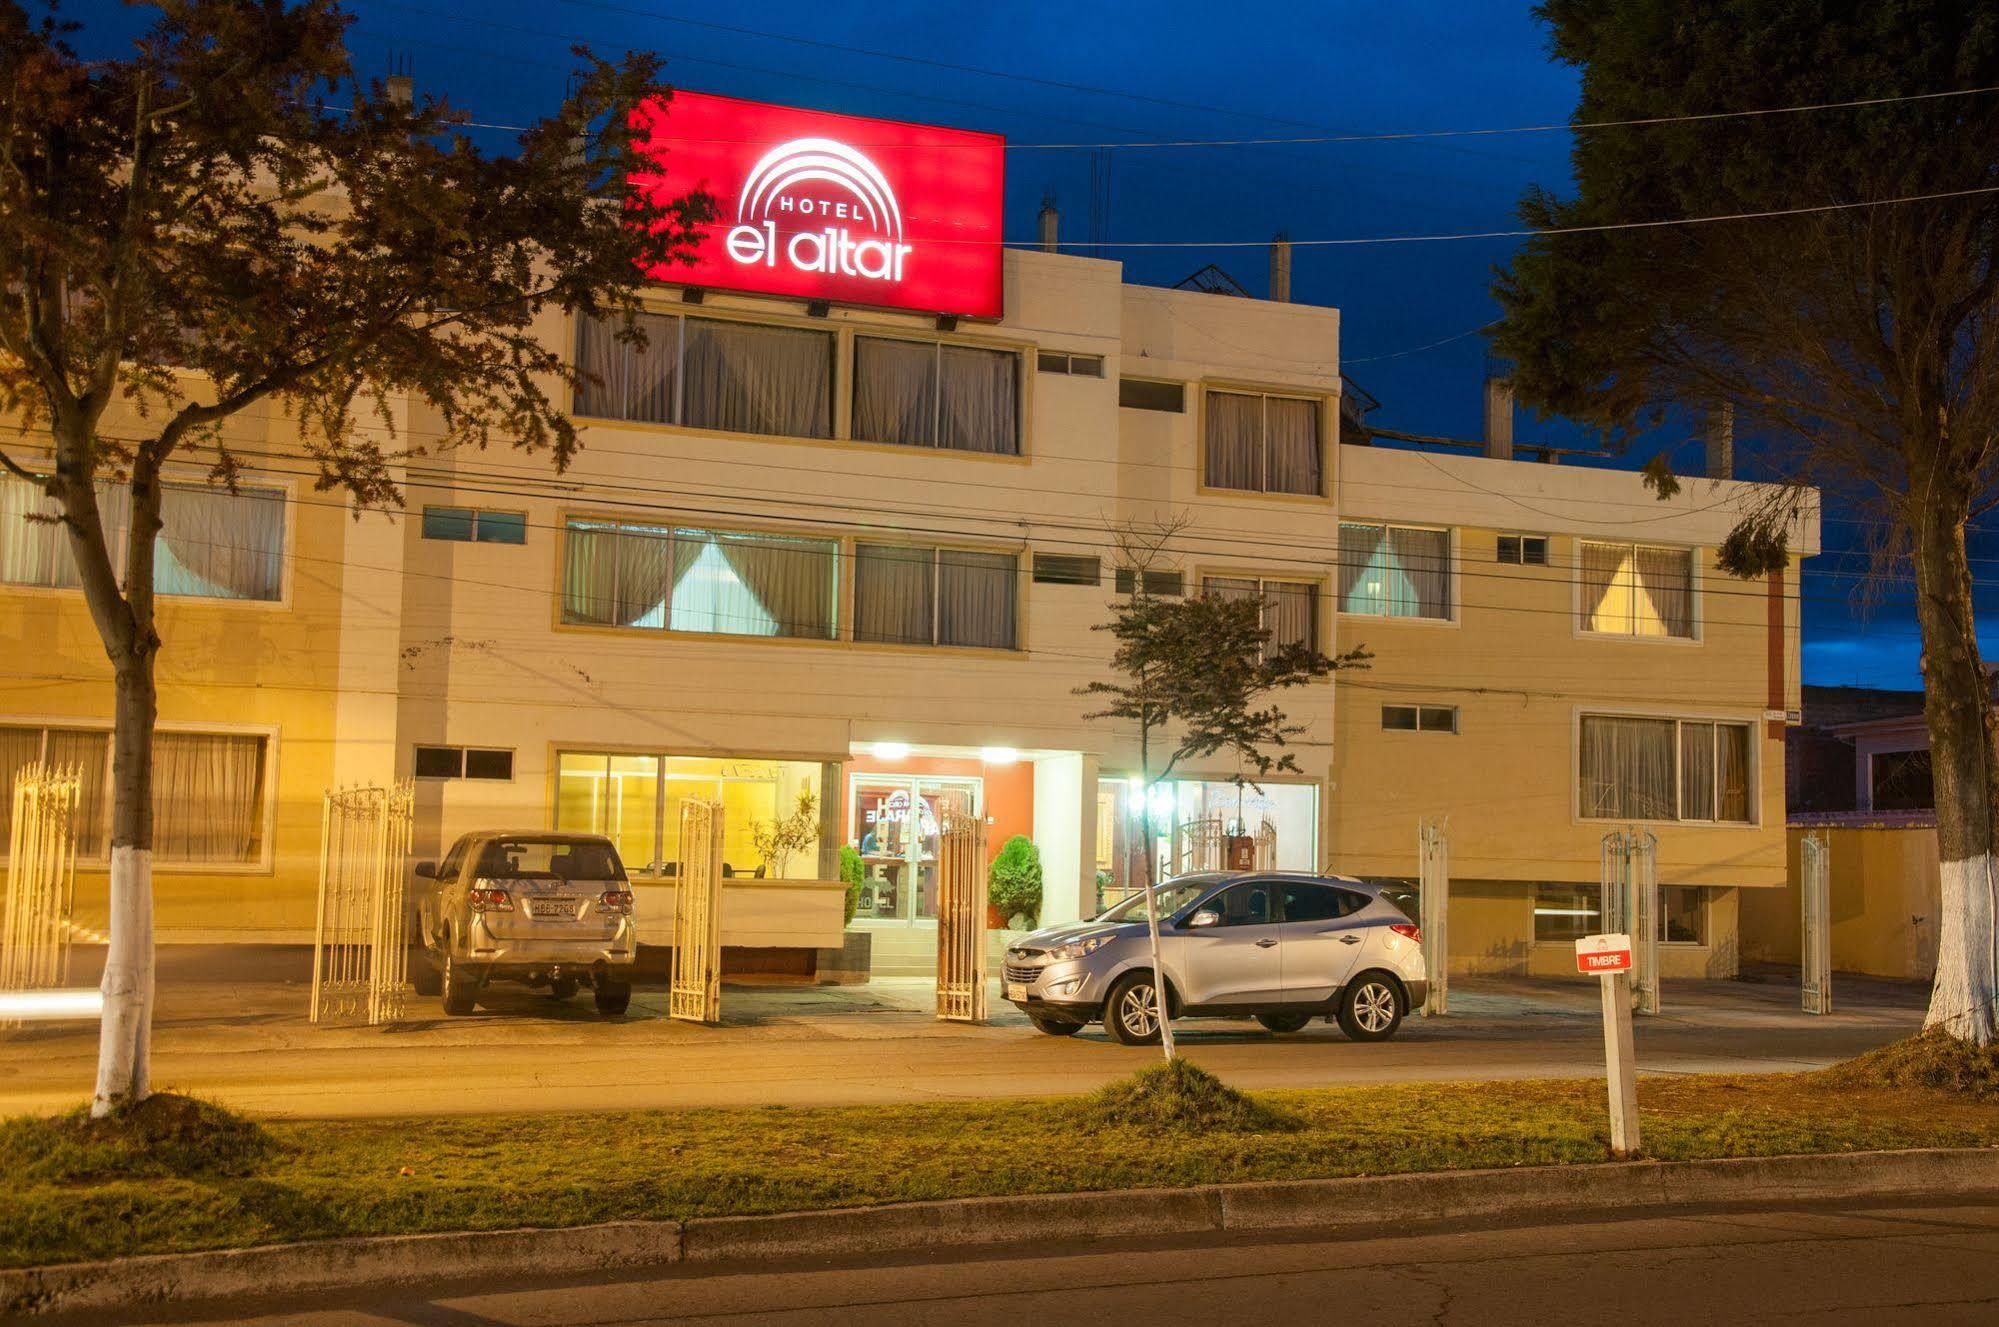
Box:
left=1739, top=827, right=1940, bottom=980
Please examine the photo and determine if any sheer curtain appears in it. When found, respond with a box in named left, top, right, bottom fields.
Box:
left=1579, top=716, right=1675, bottom=819
left=1680, top=721, right=1716, bottom=820
left=0, top=726, right=39, bottom=850
left=852, top=337, right=937, bottom=447
left=937, top=549, right=1017, bottom=648
left=156, top=485, right=284, bottom=601
left=1263, top=581, right=1318, bottom=653
left=1337, top=522, right=1382, bottom=612
left=1579, top=541, right=1628, bottom=633
left=854, top=543, right=935, bottom=645
left=682, top=319, right=831, bottom=438
left=1635, top=546, right=1694, bottom=637
left=152, top=732, right=266, bottom=863
left=561, top=521, right=674, bottom=627
left=574, top=312, right=628, bottom=417
left=45, top=728, right=109, bottom=855
left=1264, top=396, right=1321, bottom=495
left=627, top=312, right=679, bottom=424
left=1717, top=724, right=1751, bottom=821
left=1205, top=392, right=1263, bottom=490
left=1388, top=527, right=1450, bottom=618
left=707, top=530, right=839, bottom=640
left=0, top=475, right=63, bottom=587
left=937, top=345, right=1019, bottom=455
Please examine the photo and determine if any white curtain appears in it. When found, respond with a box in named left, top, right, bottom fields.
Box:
left=1579, top=716, right=1676, bottom=820
left=852, top=337, right=937, bottom=447
left=1265, top=396, right=1321, bottom=495
left=0, top=726, right=40, bottom=851
left=46, top=728, right=109, bottom=856
left=628, top=312, right=679, bottom=425
left=937, top=345, right=1018, bottom=455
left=1680, top=721, right=1716, bottom=820
left=677, top=529, right=838, bottom=639
left=152, top=732, right=265, bottom=863
left=1263, top=580, right=1318, bottom=653
left=854, top=543, right=934, bottom=645
left=937, top=549, right=1016, bottom=648
left=1579, top=541, right=1628, bottom=633
left=1388, top=527, right=1450, bottom=618
left=0, top=475, right=64, bottom=587
left=1635, top=546, right=1694, bottom=638
left=1204, top=391, right=1262, bottom=490
left=1717, top=724, right=1751, bottom=821
left=1337, top=522, right=1381, bottom=612
left=682, top=319, right=831, bottom=438
left=574, top=312, right=629, bottom=418
left=156, top=485, right=284, bottom=601
left=561, top=520, right=674, bottom=627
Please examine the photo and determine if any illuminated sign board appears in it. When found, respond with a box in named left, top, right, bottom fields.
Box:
left=630, top=92, right=1006, bottom=320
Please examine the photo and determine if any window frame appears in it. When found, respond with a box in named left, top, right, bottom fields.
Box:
left=421, top=506, right=528, bottom=546
left=1496, top=533, right=1550, bottom=566
left=1114, top=567, right=1186, bottom=597
left=1031, top=553, right=1102, bottom=587
left=1573, top=708, right=1758, bottom=827
left=1573, top=539, right=1702, bottom=644
left=851, top=540, right=1023, bottom=652
left=1198, top=571, right=1325, bottom=655
left=1335, top=520, right=1458, bottom=625
left=850, top=333, right=1024, bottom=457
left=1382, top=704, right=1458, bottom=733
left=1198, top=384, right=1331, bottom=500
left=570, top=309, right=837, bottom=441
left=1035, top=350, right=1105, bottom=378
left=1118, top=377, right=1186, bottom=413
left=413, top=745, right=516, bottom=782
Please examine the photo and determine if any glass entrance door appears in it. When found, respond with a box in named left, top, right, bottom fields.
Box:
left=850, top=775, right=981, bottom=922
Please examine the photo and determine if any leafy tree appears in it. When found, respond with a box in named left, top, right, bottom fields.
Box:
left=1078, top=526, right=1368, bottom=1057
left=987, top=834, right=1043, bottom=928
left=1493, top=1, right=1999, bottom=1045
left=0, top=0, right=711, bottom=1113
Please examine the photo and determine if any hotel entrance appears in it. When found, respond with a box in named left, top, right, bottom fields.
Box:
left=849, top=774, right=981, bottom=923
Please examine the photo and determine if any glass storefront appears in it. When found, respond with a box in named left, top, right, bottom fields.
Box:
left=1095, top=776, right=1320, bottom=909
left=555, top=752, right=824, bottom=878
left=849, top=774, right=981, bottom=922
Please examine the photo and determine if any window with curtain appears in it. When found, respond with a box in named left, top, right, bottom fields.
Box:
left=1579, top=541, right=1696, bottom=638
left=1201, top=575, right=1320, bottom=656
left=1579, top=714, right=1752, bottom=822
left=1203, top=390, right=1322, bottom=496
left=571, top=312, right=832, bottom=439
left=2, top=474, right=285, bottom=602
left=560, top=518, right=837, bottom=639
left=851, top=337, right=1020, bottom=456
left=1337, top=522, right=1451, bottom=619
left=854, top=542, right=1017, bottom=649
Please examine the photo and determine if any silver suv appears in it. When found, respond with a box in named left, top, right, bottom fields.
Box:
left=1001, top=873, right=1427, bottom=1045
left=411, top=832, right=638, bottom=1016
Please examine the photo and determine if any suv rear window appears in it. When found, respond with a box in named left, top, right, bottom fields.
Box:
left=477, top=839, right=624, bottom=881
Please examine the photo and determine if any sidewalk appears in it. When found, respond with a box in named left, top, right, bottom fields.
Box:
left=0, top=949, right=1928, bottom=1118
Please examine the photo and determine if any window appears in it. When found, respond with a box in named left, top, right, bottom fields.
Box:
left=573, top=312, right=833, bottom=439
left=0, top=725, right=110, bottom=855
left=1202, top=575, right=1319, bottom=655
left=1534, top=883, right=1601, bottom=942
left=854, top=543, right=1017, bottom=649
left=1204, top=390, right=1322, bottom=495
left=422, top=507, right=527, bottom=545
left=1114, top=567, right=1185, bottom=596
left=1281, top=881, right=1365, bottom=922
left=561, top=519, right=838, bottom=639
left=1579, top=541, right=1695, bottom=638
left=554, top=753, right=824, bottom=878
left=1579, top=715, right=1752, bottom=822
left=1206, top=881, right=1276, bottom=926
left=3, top=474, right=285, bottom=602
left=1383, top=705, right=1457, bottom=733
left=1497, top=534, right=1548, bottom=566
left=414, top=745, right=514, bottom=781
left=1037, top=350, right=1104, bottom=377
left=1663, top=886, right=1706, bottom=944
left=852, top=336, right=1020, bottom=455
left=1338, top=522, right=1451, bottom=620
left=1870, top=749, right=1934, bottom=812
left=1032, top=553, right=1101, bottom=586
left=1119, top=378, right=1185, bottom=412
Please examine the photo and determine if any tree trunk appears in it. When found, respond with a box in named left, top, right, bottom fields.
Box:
left=1909, top=505, right=1999, bottom=1047
left=93, top=655, right=158, bottom=1116
left=1137, top=721, right=1176, bottom=1060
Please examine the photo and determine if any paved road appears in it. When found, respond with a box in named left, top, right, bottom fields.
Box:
left=118, top=1202, right=1999, bottom=1326
left=0, top=952, right=1927, bottom=1118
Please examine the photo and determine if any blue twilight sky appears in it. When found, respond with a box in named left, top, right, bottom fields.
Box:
left=75, top=0, right=1999, bottom=689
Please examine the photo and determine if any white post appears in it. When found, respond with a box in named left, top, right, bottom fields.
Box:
left=1418, top=816, right=1449, bottom=1016
left=1601, top=968, right=1641, bottom=1158
left=1801, top=830, right=1832, bottom=1015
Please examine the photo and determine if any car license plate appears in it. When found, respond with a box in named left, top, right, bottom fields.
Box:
left=528, top=897, right=575, bottom=919
left=1005, top=981, right=1028, bottom=1001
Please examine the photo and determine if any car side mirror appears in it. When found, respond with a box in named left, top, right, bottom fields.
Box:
left=413, top=860, right=438, bottom=880
left=1185, top=908, right=1220, bottom=930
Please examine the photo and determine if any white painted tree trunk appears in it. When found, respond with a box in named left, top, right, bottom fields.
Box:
left=1926, top=854, right=1999, bottom=1045
left=92, top=846, right=155, bottom=1116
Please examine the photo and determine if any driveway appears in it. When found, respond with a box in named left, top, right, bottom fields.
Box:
left=0, top=949, right=1927, bottom=1119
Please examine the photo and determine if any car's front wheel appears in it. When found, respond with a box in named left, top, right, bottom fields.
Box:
left=1337, top=974, right=1403, bottom=1042
left=440, top=946, right=477, bottom=1016
left=1029, top=1014, right=1082, bottom=1037
left=1256, top=1011, right=1313, bottom=1034
left=1103, top=971, right=1165, bottom=1046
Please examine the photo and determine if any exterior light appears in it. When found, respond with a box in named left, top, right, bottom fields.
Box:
left=0, top=988, right=102, bottom=1021
left=871, top=742, right=911, bottom=761
left=980, top=746, right=1019, bottom=765
left=1147, top=783, right=1176, bottom=817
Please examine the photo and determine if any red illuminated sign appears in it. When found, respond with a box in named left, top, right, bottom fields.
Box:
left=630, top=92, right=1006, bottom=320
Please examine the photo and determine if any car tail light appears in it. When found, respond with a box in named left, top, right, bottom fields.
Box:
left=597, top=889, right=635, bottom=916
left=467, top=884, right=513, bottom=913
left=1390, top=923, right=1422, bottom=944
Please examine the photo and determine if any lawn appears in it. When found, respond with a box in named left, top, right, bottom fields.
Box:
left=3, top=1041, right=1997, bottom=1270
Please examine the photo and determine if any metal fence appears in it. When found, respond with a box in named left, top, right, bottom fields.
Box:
left=670, top=797, right=725, bottom=1024
left=1173, top=818, right=1225, bottom=875
left=1600, top=827, right=1660, bottom=1015
left=1418, top=815, right=1449, bottom=1016
left=1800, top=830, right=1832, bottom=1015
left=1, top=763, right=83, bottom=1015
left=935, top=808, right=989, bottom=1022
left=309, top=782, right=415, bottom=1026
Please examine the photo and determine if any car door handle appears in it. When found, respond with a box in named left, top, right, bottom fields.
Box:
left=1338, top=934, right=1362, bottom=946
left=1255, top=937, right=1279, bottom=949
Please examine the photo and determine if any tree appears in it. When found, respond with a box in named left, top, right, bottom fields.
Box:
left=751, top=790, right=820, bottom=878
left=1077, top=523, right=1369, bottom=1057
left=0, top=0, right=712, bottom=1114
left=1491, top=1, right=1999, bottom=1044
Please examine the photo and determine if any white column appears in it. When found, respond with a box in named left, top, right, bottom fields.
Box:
left=1032, top=752, right=1099, bottom=926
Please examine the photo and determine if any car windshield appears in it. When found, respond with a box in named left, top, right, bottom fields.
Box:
left=1095, top=879, right=1215, bottom=924
left=477, top=839, right=624, bottom=881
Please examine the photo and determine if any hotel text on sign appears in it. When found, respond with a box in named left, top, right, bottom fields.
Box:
left=1575, top=933, right=1634, bottom=976
left=629, top=92, right=1006, bottom=320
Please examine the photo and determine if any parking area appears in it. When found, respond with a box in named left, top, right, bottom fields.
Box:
left=0, top=949, right=1928, bottom=1119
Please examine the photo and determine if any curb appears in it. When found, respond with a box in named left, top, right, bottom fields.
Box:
left=6, top=1148, right=1998, bottom=1318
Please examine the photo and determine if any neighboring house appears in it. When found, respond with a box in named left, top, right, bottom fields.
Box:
left=0, top=92, right=1820, bottom=981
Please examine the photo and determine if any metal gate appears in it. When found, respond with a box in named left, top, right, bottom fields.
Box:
left=310, top=782, right=415, bottom=1026
left=1600, top=828, right=1659, bottom=1015
left=1800, top=830, right=1832, bottom=1015
left=1, top=762, right=83, bottom=1013
left=935, top=807, right=989, bottom=1022
left=670, top=797, right=725, bottom=1024
left=1417, top=815, right=1449, bottom=1016
left=1173, top=818, right=1224, bottom=875
left=1253, top=821, right=1278, bottom=870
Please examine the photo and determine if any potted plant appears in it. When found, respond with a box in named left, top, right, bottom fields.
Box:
left=987, top=834, right=1043, bottom=931
left=838, top=843, right=865, bottom=926
left=750, top=790, right=819, bottom=879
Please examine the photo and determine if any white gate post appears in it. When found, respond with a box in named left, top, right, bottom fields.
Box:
left=936, top=809, right=989, bottom=1022
left=669, top=798, right=725, bottom=1025
left=1800, top=830, right=1832, bottom=1015
left=1632, top=829, right=1660, bottom=1016
left=1418, top=815, right=1449, bottom=1016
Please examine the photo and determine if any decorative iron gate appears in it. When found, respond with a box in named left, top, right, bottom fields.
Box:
left=310, top=782, right=415, bottom=1026
left=1172, top=818, right=1224, bottom=875
left=1253, top=820, right=1278, bottom=870
left=670, top=797, right=725, bottom=1024
left=935, top=807, right=989, bottom=1022
left=1, top=762, right=83, bottom=1014
left=1600, top=828, right=1660, bottom=1015
left=1417, top=815, right=1449, bottom=1016
left=1800, top=830, right=1832, bottom=1015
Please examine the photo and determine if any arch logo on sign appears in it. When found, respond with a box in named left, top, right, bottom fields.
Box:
left=630, top=92, right=1005, bottom=320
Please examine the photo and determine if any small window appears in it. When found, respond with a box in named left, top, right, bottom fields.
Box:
left=1033, top=553, right=1101, bottom=586
left=1118, top=378, right=1184, bottom=412
left=1497, top=534, right=1548, bottom=565
left=1382, top=705, right=1418, bottom=731
left=463, top=748, right=515, bottom=781
left=475, top=512, right=527, bottom=545
left=1037, top=351, right=1105, bottom=377
left=423, top=507, right=527, bottom=545
left=1419, top=706, right=1458, bottom=733
left=422, top=508, right=476, bottom=542
left=414, top=745, right=514, bottom=781
left=1114, top=568, right=1186, bottom=597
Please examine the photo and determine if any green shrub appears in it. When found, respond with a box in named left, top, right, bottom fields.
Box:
left=1082, top=1060, right=1299, bottom=1133
left=838, top=843, right=865, bottom=926
left=0, top=1093, right=279, bottom=1184
left=987, top=835, right=1043, bottom=928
